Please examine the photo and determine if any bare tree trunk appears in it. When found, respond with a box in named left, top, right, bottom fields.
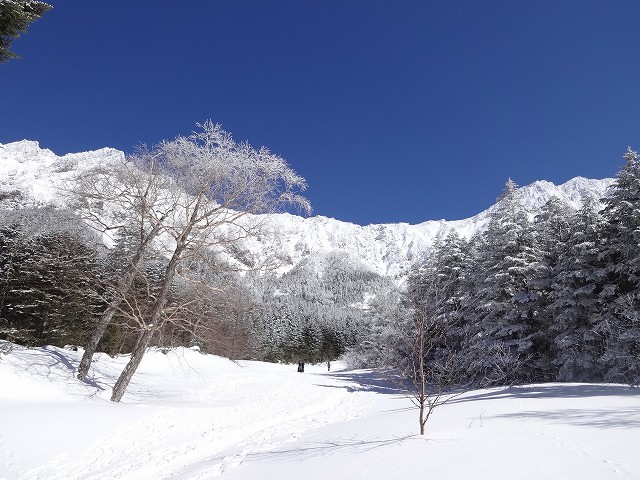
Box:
left=398, top=260, right=469, bottom=436
left=418, top=319, right=427, bottom=435
left=77, top=304, right=118, bottom=380
left=110, top=327, right=154, bottom=402
left=93, top=121, right=310, bottom=402
left=110, top=229, right=191, bottom=401
left=77, top=224, right=161, bottom=381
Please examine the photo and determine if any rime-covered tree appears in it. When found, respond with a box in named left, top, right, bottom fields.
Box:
left=343, top=287, right=403, bottom=368
left=108, top=121, right=310, bottom=402
left=601, top=149, right=640, bottom=288
left=534, top=197, right=573, bottom=274
left=530, top=196, right=575, bottom=376
left=73, top=152, right=178, bottom=381
left=249, top=250, right=392, bottom=364
left=433, top=231, right=472, bottom=361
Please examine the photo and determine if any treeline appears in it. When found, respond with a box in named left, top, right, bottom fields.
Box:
left=3, top=141, right=640, bottom=391
left=0, top=205, right=256, bottom=358
left=248, top=251, right=395, bottom=363
left=0, top=207, right=103, bottom=348
left=0, top=123, right=382, bottom=374
left=0, top=206, right=387, bottom=363
left=351, top=149, right=640, bottom=387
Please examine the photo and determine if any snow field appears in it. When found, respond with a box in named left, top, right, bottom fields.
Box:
left=0, top=346, right=369, bottom=480
left=1, top=343, right=639, bottom=479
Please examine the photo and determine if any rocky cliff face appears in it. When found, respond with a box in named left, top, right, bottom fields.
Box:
left=0, top=140, right=614, bottom=278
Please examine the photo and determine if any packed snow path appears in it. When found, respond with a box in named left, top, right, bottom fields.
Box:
left=0, top=346, right=370, bottom=479
left=1, top=344, right=640, bottom=479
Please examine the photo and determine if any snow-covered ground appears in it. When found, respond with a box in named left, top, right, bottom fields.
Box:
left=1, top=343, right=639, bottom=480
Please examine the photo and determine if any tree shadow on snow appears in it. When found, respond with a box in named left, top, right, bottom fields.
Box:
left=245, top=434, right=423, bottom=462
left=493, top=407, right=640, bottom=429
left=314, top=369, right=405, bottom=395
left=452, top=383, right=640, bottom=404
left=9, top=345, right=75, bottom=379
left=449, top=384, right=640, bottom=429
left=7, top=345, right=107, bottom=392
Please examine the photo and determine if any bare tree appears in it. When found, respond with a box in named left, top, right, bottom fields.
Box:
left=70, top=121, right=310, bottom=402
left=70, top=154, right=175, bottom=381
left=396, top=246, right=530, bottom=435
left=394, top=246, right=468, bottom=435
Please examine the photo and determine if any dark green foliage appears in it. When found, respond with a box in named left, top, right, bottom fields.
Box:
left=0, top=0, right=51, bottom=63
left=0, top=224, right=103, bottom=346
left=546, top=197, right=609, bottom=381
left=461, top=180, right=549, bottom=383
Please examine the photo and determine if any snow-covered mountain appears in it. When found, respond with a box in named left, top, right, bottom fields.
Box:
left=0, top=140, right=614, bottom=278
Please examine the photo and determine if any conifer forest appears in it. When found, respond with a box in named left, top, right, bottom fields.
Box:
left=1, top=142, right=640, bottom=390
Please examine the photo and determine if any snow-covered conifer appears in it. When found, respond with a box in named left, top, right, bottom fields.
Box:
left=465, top=179, right=546, bottom=384
left=598, top=148, right=640, bottom=384
left=547, top=196, right=609, bottom=381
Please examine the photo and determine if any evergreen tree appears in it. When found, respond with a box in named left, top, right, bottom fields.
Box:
left=435, top=231, right=471, bottom=356
left=394, top=237, right=473, bottom=435
left=0, top=0, right=51, bottom=63
left=249, top=250, right=393, bottom=364
left=598, top=148, right=640, bottom=384
left=343, top=287, right=403, bottom=368
left=0, top=226, right=103, bottom=346
left=465, top=179, right=546, bottom=384
left=547, top=196, right=609, bottom=381
left=531, top=196, right=574, bottom=378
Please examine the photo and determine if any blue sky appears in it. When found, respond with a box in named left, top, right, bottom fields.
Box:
left=2, top=1, right=640, bottom=225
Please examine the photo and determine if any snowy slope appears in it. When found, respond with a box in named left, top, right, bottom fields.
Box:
left=0, top=140, right=614, bottom=277
left=0, top=140, right=124, bottom=206
left=1, top=342, right=638, bottom=480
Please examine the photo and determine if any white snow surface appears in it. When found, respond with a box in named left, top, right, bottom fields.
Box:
left=1, top=343, right=639, bottom=480
left=0, top=140, right=615, bottom=277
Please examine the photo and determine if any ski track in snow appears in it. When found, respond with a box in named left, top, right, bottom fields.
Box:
left=19, top=365, right=369, bottom=480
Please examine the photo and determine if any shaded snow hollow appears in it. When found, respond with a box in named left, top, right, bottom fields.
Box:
left=0, top=343, right=639, bottom=479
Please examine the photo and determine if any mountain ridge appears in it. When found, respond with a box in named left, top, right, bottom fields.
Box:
left=0, top=140, right=614, bottom=277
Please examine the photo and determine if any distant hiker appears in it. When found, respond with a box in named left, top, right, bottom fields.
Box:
left=327, top=361, right=331, bottom=371
left=297, top=361, right=304, bottom=372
